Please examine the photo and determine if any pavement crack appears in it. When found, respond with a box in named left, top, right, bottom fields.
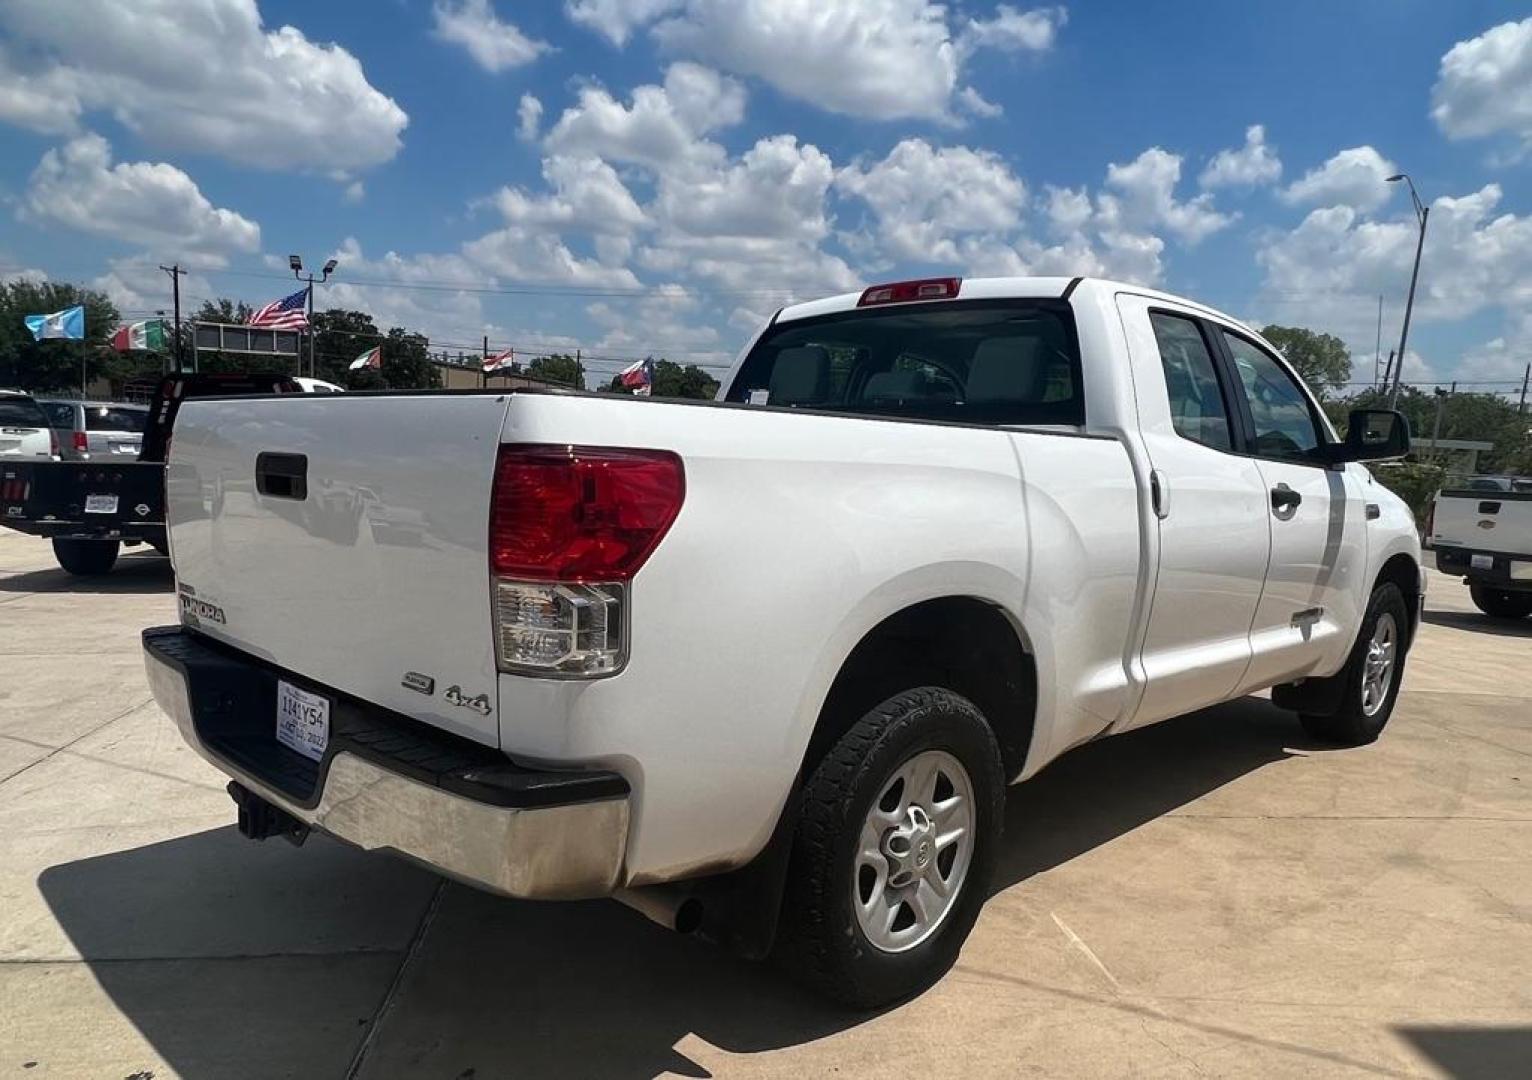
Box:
left=0, top=697, right=152, bottom=785
left=345, top=879, right=445, bottom=1080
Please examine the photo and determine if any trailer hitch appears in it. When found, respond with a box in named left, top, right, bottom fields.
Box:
left=227, top=781, right=310, bottom=846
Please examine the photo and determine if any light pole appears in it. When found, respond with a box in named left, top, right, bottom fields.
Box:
left=289, top=254, right=338, bottom=378
left=1384, top=173, right=1428, bottom=410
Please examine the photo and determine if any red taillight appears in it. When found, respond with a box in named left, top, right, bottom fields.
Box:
left=490, top=445, right=685, bottom=582
left=73, top=431, right=88, bottom=453
left=857, top=277, right=961, bottom=307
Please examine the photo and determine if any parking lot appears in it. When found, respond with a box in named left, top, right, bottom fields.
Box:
left=0, top=528, right=1527, bottom=1078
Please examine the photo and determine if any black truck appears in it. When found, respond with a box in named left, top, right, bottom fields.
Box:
left=0, top=373, right=301, bottom=574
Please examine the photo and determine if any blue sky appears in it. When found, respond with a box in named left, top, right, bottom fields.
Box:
left=2, top=0, right=1531, bottom=392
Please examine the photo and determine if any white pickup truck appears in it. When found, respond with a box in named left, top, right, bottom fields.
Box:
left=143, top=276, right=1422, bottom=1006
left=1428, top=480, right=1532, bottom=618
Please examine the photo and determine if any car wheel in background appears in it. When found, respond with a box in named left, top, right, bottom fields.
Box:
left=51, top=537, right=120, bottom=576
left=1469, top=585, right=1532, bottom=620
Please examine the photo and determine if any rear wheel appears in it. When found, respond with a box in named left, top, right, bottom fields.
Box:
left=775, top=688, right=1004, bottom=1008
left=1469, top=585, right=1532, bottom=620
left=52, top=537, right=119, bottom=576
left=1300, top=582, right=1409, bottom=746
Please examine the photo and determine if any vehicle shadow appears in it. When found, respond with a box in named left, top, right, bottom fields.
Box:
left=0, top=553, right=171, bottom=594
left=36, top=696, right=1310, bottom=1079
left=1393, top=1025, right=1532, bottom=1080
left=1420, top=608, right=1532, bottom=639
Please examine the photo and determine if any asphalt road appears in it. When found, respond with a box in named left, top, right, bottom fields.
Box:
left=1, top=530, right=1528, bottom=1078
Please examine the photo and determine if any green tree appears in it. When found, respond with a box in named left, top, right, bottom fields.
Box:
left=195, top=298, right=254, bottom=325
left=311, top=309, right=381, bottom=385
left=1260, top=324, right=1352, bottom=398
left=0, top=280, right=118, bottom=392
left=527, top=353, right=583, bottom=387
left=597, top=358, right=719, bottom=399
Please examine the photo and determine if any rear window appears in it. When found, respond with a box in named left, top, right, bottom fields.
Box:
left=0, top=396, right=48, bottom=427
left=725, top=300, right=1084, bottom=426
left=84, top=406, right=148, bottom=432
left=41, top=402, right=76, bottom=428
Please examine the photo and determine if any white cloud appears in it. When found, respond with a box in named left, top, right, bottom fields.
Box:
left=565, top=0, right=683, bottom=46
left=566, top=0, right=1065, bottom=122
left=0, top=257, right=47, bottom=286
left=544, top=63, right=743, bottom=170
left=1280, top=145, right=1396, bottom=213
left=1044, top=185, right=1093, bottom=233
left=1257, top=183, right=1532, bottom=345
left=22, top=135, right=261, bottom=266
left=463, top=229, right=642, bottom=288
left=661, top=135, right=833, bottom=243
left=0, top=0, right=407, bottom=172
left=1199, top=124, right=1282, bottom=189
left=1100, top=147, right=1234, bottom=244
left=1432, top=18, right=1532, bottom=149
left=958, top=4, right=1067, bottom=54
left=585, top=284, right=725, bottom=369
left=837, top=139, right=1026, bottom=262
left=433, top=0, right=550, bottom=73
left=493, top=155, right=647, bottom=235
left=343, top=180, right=365, bottom=204
left=956, top=86, right=1003, bottom=119
left=91, top=257, right=215, bottom=316
left=518, top=93, right=544, bottom=141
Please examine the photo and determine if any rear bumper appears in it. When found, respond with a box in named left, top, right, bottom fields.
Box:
left=142, top=626, right=630, bottom=899
left=1434, top=545, right=1532, bottom=592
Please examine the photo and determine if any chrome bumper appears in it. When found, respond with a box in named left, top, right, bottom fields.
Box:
left=144, top=633, right=628, bottom=900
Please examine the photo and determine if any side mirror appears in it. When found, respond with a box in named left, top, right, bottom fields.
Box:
left=1322, top=408, right=1411, bottom=465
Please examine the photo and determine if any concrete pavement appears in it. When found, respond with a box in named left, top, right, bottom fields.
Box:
left=0, top=529, right=1528, bottom=1078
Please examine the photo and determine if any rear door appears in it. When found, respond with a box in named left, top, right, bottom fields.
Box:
left=167, top=393, right=514, bottom=746
left=84, top=404, right=148, bottom=459
left=1214, top=328, right=1367, bottom=689
left=1116, top=296, right=1270, bottom=728
left=0, top=395, right=53, bottom=459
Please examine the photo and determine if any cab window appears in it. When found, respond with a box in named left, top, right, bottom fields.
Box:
left=1221, top=332, right=1323, bottom=461
left=1149, top=313, right=1233, bottom=451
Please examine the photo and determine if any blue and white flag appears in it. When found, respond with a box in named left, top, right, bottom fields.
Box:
left=24, top=305, right=85, bottom=341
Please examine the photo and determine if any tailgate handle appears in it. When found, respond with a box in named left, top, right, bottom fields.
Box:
left=256, top=452, right=308, bottom=500
left=1478, top=501, right=1500, bottom=515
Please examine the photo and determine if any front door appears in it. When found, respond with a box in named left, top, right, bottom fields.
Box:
left=1116, top=297, right=1271, bottom=729
left=1214, top=328, right=1367, bottom=690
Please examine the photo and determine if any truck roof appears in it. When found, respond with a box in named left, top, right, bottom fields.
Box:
left=774, top=275, right=1260, bottom=340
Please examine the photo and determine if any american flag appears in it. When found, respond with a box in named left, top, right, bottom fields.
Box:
left=247, top=286, right=310, bottom=330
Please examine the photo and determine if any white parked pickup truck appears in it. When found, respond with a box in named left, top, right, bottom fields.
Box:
left=1428, top=480, right=1532, bottom=618
left=143, top=276, right=1422, bottom=1006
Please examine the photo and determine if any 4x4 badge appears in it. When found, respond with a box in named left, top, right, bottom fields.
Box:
left=444, top=685, right=491, bottom=716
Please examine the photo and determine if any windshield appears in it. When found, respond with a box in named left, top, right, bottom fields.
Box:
left=85, top=406, right=148, bottom=432
left=0, top=396, right=48, bottom=427
left=726, top=300, right=1084, bottom=426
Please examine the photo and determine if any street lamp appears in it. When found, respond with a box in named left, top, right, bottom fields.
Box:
left=1384, top=173, right=1429, bottom=409
left=289, top=254, right=339, bottom=378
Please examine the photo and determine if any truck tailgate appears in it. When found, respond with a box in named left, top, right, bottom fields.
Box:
left=167, top=393, right=513, bottom=746
left=1431, top=490, right=1532, bottom=556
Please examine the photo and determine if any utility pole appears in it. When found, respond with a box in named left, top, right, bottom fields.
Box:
left=1519, top=363, right=1530, bottom=415
left=1430, top=381, right=1454, bottom=457
left=158, top=263, right=186, bottom=373
left=1380, top=350, right=1396, bottom=399
left=482, top=334, right=489, bottom=390
left=575, top=348, right=583, bottom=390
left=1385, top=174, right=1429, bottom=409
left=1374, top=295, right=1383, bottom=386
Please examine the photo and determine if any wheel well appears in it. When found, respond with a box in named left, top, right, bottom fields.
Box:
left=1376, top=552, right=1421, bottom=645
left=806, top=597, right=1036, bottom=780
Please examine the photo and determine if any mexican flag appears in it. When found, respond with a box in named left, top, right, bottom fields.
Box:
left=349, top=346, right=382, bottom=370
left=109, top=319, right=167, bottom=353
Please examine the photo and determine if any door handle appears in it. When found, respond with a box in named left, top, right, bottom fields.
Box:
left=1270, top=483, right=1302, bottom=514
left=256, top=452, right=308, bottom=500
left=1150, top=469, right=1169, bottom=519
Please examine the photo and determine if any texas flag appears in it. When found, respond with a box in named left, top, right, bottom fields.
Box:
left=24, top=305, right=85, bottom=341
left=482, top=348, right=515, bottom=373
left=349, top=346, right=382, bottom=370
left=618, top=357, right=653, bottom=396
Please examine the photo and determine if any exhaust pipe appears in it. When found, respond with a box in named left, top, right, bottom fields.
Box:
left=615, top=884, right=704, bottom=934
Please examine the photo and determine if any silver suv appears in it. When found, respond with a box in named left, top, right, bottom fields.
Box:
left=38, top=400, right=148, bottom=461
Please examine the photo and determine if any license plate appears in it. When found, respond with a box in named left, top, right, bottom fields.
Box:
left=84, top=494, right=118, bottom=514
left=112, top=442, right=139, bottom=455
left=275, top=680, right=330, bottom=762
left=1471, top=553, right=1494, bottom=571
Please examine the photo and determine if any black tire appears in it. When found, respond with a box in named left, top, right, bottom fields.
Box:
left=1469, top=585, right=1532, bottom=620
left=775, top=688, right=1005, bottom=1008
left=1300, top=582, right=1410, bottom=746
left=52, top=537, right=120, bottom=576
